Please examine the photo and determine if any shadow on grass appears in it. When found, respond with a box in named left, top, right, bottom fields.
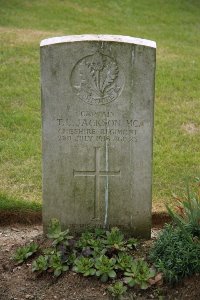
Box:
left=0, top=193, right=42, bottom=225
left=0, top=193, right=171, bottom=227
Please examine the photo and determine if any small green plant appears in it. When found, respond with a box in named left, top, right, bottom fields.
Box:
left=57, top=244, right=77, bottom=265
left=67, top=251, right=77, bottom=265
left=126, top=238, right=138, bottom=250
left=76, top=231, right=107, bottom=258
left=47, top=218, right=61, bottom=238
left=116, top=252, right=134, bottom=270
left=95, top=255, right=117, bottom=282
left=107, top=281, right=127, bottom=298
left=124, top=259, right=155, bottom=289
left=76, top=231, right=95, bottom=249
left=43, top=248, right=56, bottom=255
left=77, top=235, right=105, bottom=253
left=49, top=251, right=69, bottom=277
left=150, top=224, right=200, bottom=284
left=89, top=238, right=105, bottom=251
left=166, top=181, right=200, bottom=238
left=105, top=227, right=126, bottom=251
left=94, top=228, right=106, bottom=238
left=47, top=218, right=73, bottom=247
left=32, top=255, right=49, bottom=272
left=73, top=256, right=96, bottom=276
left=12, top=242, right=38, bottom=264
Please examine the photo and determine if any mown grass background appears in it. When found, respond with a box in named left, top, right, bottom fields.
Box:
left=0, top=0, right=200, bottom=212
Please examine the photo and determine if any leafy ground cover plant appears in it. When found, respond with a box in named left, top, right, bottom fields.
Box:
left=124, top=259, right=156, bottom=290
left=150, top=224, right=200, bottom=284
left=77, top=232, right=106, bottom=260
left=76, top=231, right=106, bottom=256
left=105, top=227, right=126, bottom=251
left=32, top=255, right=49, bottom=273
left=150, top=180, right=200, bottom=284
left=49, top=251, right=69, bottom=277
left=73, top=256, right=96, bottom=276
left=116, top=252, right=134, bottom=271
left=126, top=238, right=138, bottom=250
left=95, top=255, right=117, bottom=282
left=47, top=218, right=73, bottom=246
left=32, top=249, right=71, bottom=277
left=76, top=231, right=95, bottom=249
left=12, top=219, right=160, bottom=296
left=107, top=281, right=127, bottom=298
left=12, top=242, right=38, bottom=264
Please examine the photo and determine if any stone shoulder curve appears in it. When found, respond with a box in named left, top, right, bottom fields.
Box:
left=40, top=35, right=156, bottom=48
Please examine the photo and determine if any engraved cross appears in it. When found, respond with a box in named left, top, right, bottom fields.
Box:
left=73, top=147, right=120, bottom=219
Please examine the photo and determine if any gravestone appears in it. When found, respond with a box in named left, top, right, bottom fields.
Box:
left=40, top=35, right=156, bottom=238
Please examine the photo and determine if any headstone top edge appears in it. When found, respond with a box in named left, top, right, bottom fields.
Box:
left=40, top=34, right=156, bottom=48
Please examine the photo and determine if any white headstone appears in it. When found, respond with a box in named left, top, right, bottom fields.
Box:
left=41, top=35, right=156, bottom=238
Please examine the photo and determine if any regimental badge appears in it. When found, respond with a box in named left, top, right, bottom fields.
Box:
left=71, top=51, right=125, bottom=105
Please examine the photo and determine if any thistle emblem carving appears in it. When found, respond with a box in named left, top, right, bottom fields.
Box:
left=71, top=51, right=125, bottom=105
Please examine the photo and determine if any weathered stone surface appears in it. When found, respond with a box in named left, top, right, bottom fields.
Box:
left=41, top=35, right=156, bottom=238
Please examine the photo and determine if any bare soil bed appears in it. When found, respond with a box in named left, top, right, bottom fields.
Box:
left=0, top=223, right=200, bottom=300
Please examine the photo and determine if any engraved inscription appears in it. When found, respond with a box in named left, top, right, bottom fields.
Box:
left=73, top=147, right=120, bottom=219
left=57, top=111, right=143, bottom=144
left=71, top=51, right=125, bottom=105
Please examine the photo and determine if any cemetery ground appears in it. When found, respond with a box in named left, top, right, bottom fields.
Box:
left=0, top=218, right=200, bottom=300
left=0, top=1, right=200, bottom=299
left=1, top=184, right=200, bottom=300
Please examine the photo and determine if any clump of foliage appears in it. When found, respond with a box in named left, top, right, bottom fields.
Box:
left=150, top=224, right=200, bottom=284
left=107, top=281, right=127, bottom=298
left=12, top=242, right=38, bottom=264
left=116, top=252, right=134, bottom=270
left=32, top=246, right=75, bottom=277
left=48, top=251, right=69, bottom=277
left=73, top=257, right=96, bottom=276
left=166, top=179, right=200, bottom=239
left=32, top=255, right=49, bottom=273
left=76, top=230, right=106, bottom=256
left=31, top=219, right=76, bottom=277
left=124, top=259, right=156, bottom=289
left=150, top=180, right=200, bottom=284
left=47, top=218, right=73, bottom=246
left=12, top=219, right=159, bottom=296
left=105, top=227, right=126, bottom=251
left=126, top=238, right=138, bottom=250
left=95, top=255, right=117, bottom=282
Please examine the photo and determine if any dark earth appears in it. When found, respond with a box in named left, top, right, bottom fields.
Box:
left=0, top=212, right=199, bottom=300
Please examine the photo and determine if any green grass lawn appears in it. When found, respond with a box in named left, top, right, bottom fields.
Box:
left=0, top=0, right=200, bottom=212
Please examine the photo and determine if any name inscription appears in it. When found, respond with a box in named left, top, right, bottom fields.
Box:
left=56, top=111, right=144, bottom=144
